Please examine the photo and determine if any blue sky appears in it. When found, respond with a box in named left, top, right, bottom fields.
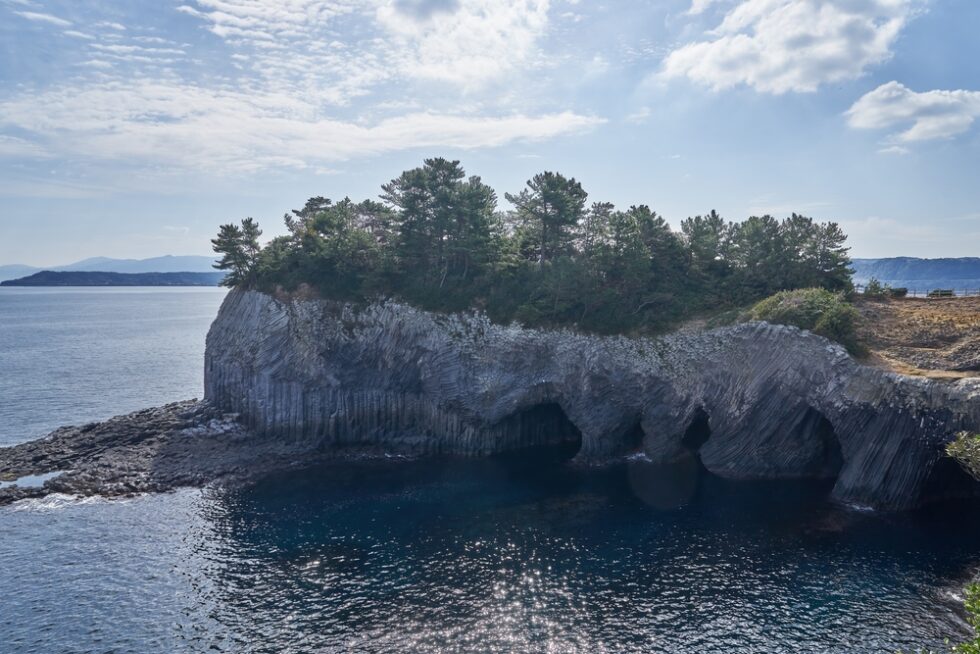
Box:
left=0, top=0, right=977, bottom=266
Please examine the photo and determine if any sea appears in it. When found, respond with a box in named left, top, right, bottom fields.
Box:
left=1, top=286, right=979, bottom=653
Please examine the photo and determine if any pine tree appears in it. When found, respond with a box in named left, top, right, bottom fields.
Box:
left=212, top=218, right=262, bottom=287
left=505, top=172, right=587, bottom=267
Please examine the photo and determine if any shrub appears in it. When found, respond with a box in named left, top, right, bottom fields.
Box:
left=889, top=287, right=909, bottom=298
left=956, top=583, right=980, bottom=653
left=948, top=432, right=980, bottom=481
left=864, top=277, right=887, bottom=297
left=749, top=288, right=863, bottom=354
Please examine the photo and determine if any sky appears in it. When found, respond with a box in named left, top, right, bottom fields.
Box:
left=0, top=0, right=978, bottom=266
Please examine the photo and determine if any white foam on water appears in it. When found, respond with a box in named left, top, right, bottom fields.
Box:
left=9, top=491, right=146, bottom=512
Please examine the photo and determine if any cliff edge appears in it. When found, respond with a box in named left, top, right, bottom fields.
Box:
left=205, top=290, right=980, bottom=510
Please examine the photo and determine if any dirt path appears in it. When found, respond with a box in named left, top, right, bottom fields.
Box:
left=855, top=296, right=980, bottom=378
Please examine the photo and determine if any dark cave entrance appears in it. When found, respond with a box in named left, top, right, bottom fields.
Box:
left=921, top=455, right=980, bottom=504
left=623, top=421, right=646, bottom=454
left=493, top=402, right=583, bottom=464
left=625, top=409, right=713, bottom=511
left=796, top=408, right=843, bottom=479
left=681, top=408, right=712, bottom=455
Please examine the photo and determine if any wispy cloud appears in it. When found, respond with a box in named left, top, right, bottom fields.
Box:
left=376, top=0, right=551, bottom=87
left=0, top=0, right=596, bottom=176
left=0, top=81, right=602, bottom=173
left=14, top=10, right=72, bottom=27
left=663, top=0, right=914, bottom=94
left=685, top=0, right=725, bottom=16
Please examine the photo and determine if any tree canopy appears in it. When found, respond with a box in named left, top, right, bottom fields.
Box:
left=212, top=158, right=854, bottom=334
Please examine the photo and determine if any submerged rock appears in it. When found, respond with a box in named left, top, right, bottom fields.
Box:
left=204, top=290, right=980, bottom=511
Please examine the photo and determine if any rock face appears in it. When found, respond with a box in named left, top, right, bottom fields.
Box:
left=205, top=290, right=980, bottom=510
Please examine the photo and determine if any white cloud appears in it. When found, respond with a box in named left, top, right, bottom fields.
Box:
left=0, top=81, right=602, bottom=173
left=376, top=0, right=551, bottom=87
left=663, top=0, right=913, bottom=94
left=625, top=107, right=651, bottom=124
left=686, top=0, right=724, bottom=15
left=0, top=1, right=592, bottom=179
left=178, top=0, right=553, bottom=98
left=178, top=0, right=358, bottom=40
left=14, top=11, right=72, bottom=27
left=0, top=135, right=52, bottom=158
left=878, top=145, right=909, bottom=155
left=847, top=81, right=980, bottom=142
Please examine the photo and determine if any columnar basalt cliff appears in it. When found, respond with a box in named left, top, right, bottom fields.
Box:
left=205, top=290, right=980, bottom=510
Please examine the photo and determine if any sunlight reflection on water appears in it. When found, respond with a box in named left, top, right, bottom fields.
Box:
left=3, top=459, right=978, bottom=653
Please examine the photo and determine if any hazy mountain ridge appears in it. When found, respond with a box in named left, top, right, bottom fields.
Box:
left=0, top=255, right=217, bottom=282
left=851, top=257, right=980, bottom=291
left=1, top=271, right=225, bottom=287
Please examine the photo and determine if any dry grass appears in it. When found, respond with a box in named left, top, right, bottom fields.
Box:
left=854, top=296, right=980, bottom=377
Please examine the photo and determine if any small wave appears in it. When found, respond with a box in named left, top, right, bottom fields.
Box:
left=10, top=492, right=145, bottom=512
left=843, top=502, right=877, bottom=513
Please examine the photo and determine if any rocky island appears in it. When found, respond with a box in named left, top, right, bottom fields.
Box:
left=3, top=164, right=980, bottom=512
left=3, top=289, right=979, bottom=510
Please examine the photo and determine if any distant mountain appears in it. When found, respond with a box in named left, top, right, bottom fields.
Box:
left=1, top=271, right=226, bottom=287
left=0, top=264, right=41, bottom=283
left=56, top=255, right=218, bottom=274
left=0, top=255, right=218, bottom=282
left=852, top=257, right=980, bottom=292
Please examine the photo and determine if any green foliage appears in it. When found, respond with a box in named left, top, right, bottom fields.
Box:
left=211, top=217, right=262, bottom=287
left=749, top=288, right=863, bottom=354
left=505, top=171, right=587, bottom=266
left=215, top=157, right=858, bottom=337
left=864, top=276, right=887, bottom=297
left=955, top=583, right=980, bottom=653
left=948, top=432, right=980, bottom=481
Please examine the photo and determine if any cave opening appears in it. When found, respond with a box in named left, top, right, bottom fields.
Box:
left=623, top=421, right=646, bottom=454
left=921, top=455, right=980, bottom=504
left=681, top=408, right=712, bottom=454
left=797, top=408, right=843, bottom=479
left=626, top=409, right=712, bottom=511
left=493, top=402, right=583, bottom=464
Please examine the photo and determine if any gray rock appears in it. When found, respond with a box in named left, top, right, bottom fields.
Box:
left=204, top=290, right=980, bottom=511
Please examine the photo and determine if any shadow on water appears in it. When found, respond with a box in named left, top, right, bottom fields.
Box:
left=182, top=455, right=980, bottom=653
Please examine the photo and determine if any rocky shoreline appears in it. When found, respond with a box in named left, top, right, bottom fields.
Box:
left=0, top=400, right=371, bottom=507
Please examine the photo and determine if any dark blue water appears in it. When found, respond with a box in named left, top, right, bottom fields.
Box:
left=1, top=288, right=979, bottom=653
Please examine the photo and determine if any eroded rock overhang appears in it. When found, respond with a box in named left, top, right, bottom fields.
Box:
left=205, top=290, right=980, bottom=511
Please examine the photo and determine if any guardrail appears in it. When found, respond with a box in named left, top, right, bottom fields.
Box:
left=854, top=284, right=980, bottom=297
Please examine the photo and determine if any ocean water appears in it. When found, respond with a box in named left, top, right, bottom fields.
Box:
left=1, top=288, right=980, bottom=653
left=0, top=287, right=226, bottom=447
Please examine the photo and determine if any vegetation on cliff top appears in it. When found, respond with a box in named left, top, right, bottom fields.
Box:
left=212, top=157, right=852, bottom=335
left=749, top=288, right=863, bottom=354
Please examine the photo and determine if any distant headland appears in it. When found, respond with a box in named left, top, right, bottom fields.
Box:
left=0, top=271, right=226, bottom=287
left=0, top=255, right=217, bottom=283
